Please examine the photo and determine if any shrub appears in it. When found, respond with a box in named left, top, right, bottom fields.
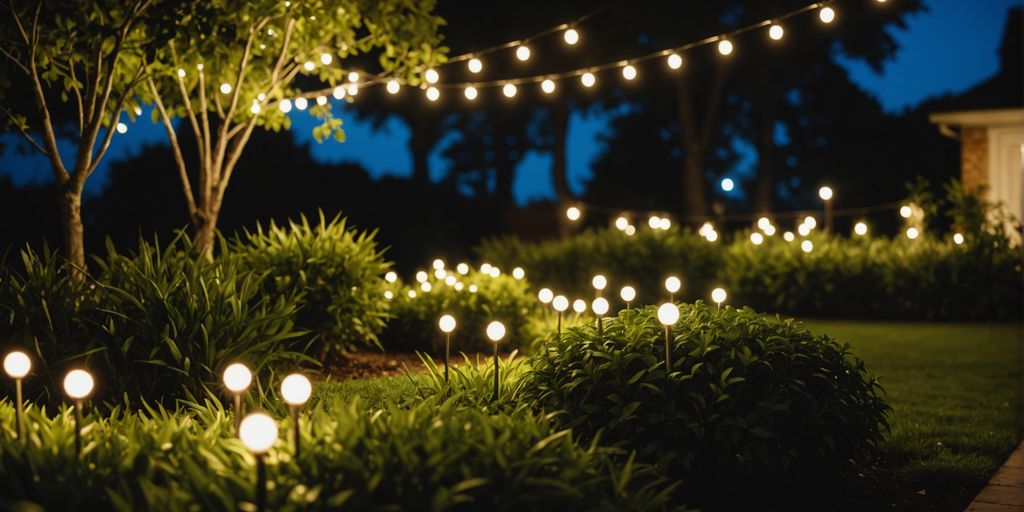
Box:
left=524, top=303, right=890, bottom=505
left=233, top=212, right=392, bottom=354
left=381, top=268, right=542, bottom=353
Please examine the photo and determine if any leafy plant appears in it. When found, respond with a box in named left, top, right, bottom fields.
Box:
left=409, top=350, right=532, bottom=410
left=524, top=303, right=890, bottom=506
left=232, top=212, right=392, bottom=355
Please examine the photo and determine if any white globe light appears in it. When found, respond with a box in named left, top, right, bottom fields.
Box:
left=803, top=216, right=817, bottom=229
left=426, top=87, right=440, bottom=102
left=757, top=217, right=771, bottom=230
left=710, top=288, right=727, bottom=305
left=614, top=216, right=629, bottom=230
left=176, top=68, right=186, bottom=78
left=563, top=28, right=579, bottom=45
left=899, top=205, right=913, bottom=218
left=566, top=206, right=581, bottom=221
left=581, top=72, right=596, bottom=88
left=572, top=299, right=587, bottom=314
left=408, top=290, right=418, bottom=298
left=424, top=68, right=439, bottom=84
left=384, top=290, right=394, bottom=300
left=657, top=303, right=680, bottom=326
left=502, top=83, right=517, bottom=98
left=854, top=222, right=868, bottom=236
left=320, top=52, right=333, bottom=65
left=699, top=222, right=713, bottom=236
left=667, top=53, right=683, bottom=70
left=665, top=276, right=681, bottom=294
left=468, top=284, right=478, bottom=294
left=455, top=282, right=465, bottom=291
left=239, top=413, right=278, bottom=454
left=416, top=271, right=428, bottom=283
left=750, top=232, right=764, bottom=245
left=63, top=369, right=94, bottom=399
left=420, top=282, right=432, bottom=292
left=801, top=240, right=814, bottom=253
left=705, top=230, right=719, bottom=242
left=818, top=186, right=834, bottom=201
left=439, top=314, right=457, bottom=333
left=4, top=351, right=31, bottom=379
left=250, top=103, right=262, bottom=115
left=906, top=227, right=920, bottom=240
left=769, top=24, right=785, bottom=40
left=648, top=216, right=661, bottom=229
left=280, top=373, right=312, bottom=406
left=721, top=178, right=735, bottom=191
left=953, top=233, right=964, bottom=245
left=620, top=286, right=636, bottom=302
left=512, top=267, right=525, bottom=280
left=456, top=263, right=469, bottom=275
left=622, top=64, right=637, bottom=80
left=541, top=79, right=556, bottom=94
left=386, top=80, right=401, bottom=94
left=468, top=58, right=483, bottom=73
left=489, top=267, right=500, bottom=278
left=718, top=39, right=734, bottom=56
left=481, top=263, right=493, bottom=274
left=333, top=86, right=346, bottom=99
left=385, top=271, right=398, bottom=283
left=538, top=288, right=554, bottom=304
left=432, top=259, right=445, bottom=270
left=515, top=45, right=531, bottom=61
left=464, top=86, right=478, bottom=101
left=347, top=83, right=359, bottom=96
left=223, top=363, right=252, bottom=393
left=783, top=231, right=795, bottom=242
left=486, top=321, right=506, bottom=342
left=434, top=268, right=446, bottom=280
left=279, top=99, right=293, bottom=113
left=591, top=297, right=609, bottom=316
left=220, top=83, right=232, bottom=94
left=819, top=6, right=836, bottom=23
left=798, top=223, right=812, bottom=237
left=591, top=275, right=607, bottom=291
left=445, top=275, right=457, bottom=286
left=763, top=224, right=776, bottom=236
left=294, top=97, right=308, bottom=110
left=552, top=295, right=569, bottom=312
left=115, top=122, right=128, bottom=134
left=316, top=95, right=327, bottom=106
left=625, top=225, right=636, bottom=236
left=659, top=218, right=671, bottom=230
left=303, top=61, right=315, bottom=72
left=348, top=71, right=359, bottom=83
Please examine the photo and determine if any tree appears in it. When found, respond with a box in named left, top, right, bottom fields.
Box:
left=144, top=0, right=445, bottom=256
left=0, top=0, right=158, bottom=275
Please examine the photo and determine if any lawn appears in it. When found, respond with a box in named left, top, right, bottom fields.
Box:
left=321, top=320, right=1022, bottom=511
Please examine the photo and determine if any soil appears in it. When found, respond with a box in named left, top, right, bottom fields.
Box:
left=325, top=351, right=496, bottom=381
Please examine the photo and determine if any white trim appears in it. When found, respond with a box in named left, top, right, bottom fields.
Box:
left=929, top=108, right=1024, bottom=128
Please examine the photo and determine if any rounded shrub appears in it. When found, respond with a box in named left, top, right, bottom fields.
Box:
left=233, top=211, right=392, bottom=354
left=524, top=302, right=890, bottom=505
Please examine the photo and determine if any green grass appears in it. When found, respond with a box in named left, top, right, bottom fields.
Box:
left=323, top=321, right=1022, bottom=511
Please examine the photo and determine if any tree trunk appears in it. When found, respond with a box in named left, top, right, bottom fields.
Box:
left=752, top=96, right=777, bottom=213
left=58, top=185, right=87, bottom=276
left=676, top=80, right=708, bottom=219
left=550, top=103, right=572, bottom=238
left=193, top=207, right=219, bottom=260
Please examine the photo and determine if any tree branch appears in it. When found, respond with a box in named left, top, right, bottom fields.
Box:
left=0, top=106, right=48, bottom=155
left=147, top=76, right=198, bottom=217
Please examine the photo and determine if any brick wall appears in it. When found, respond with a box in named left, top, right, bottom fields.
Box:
left=961, top=127, right=989, bottom=192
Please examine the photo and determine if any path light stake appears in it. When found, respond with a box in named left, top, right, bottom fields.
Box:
left=591, top=275, right=607, bottom=299
left=3, top=351, right=31, bottom=439
left=280, top=374, right=312, bottom=459
left=552, top=295, right=569, bottom=339
left=592, top=297, right=609, bottom=337
left=619, top=286, right=636, bottom=311
left=657, top=304, right=680, bottom=374
left=711, top=288, right=727, bottom=311
left=239, top=413, right=278, bottom=512
left=486, top=321, right=506, bottom=402
left=223, top=363, right=253, bottom=436
left=63, top=369, right=94, bottom=457
left=438, top=315, right=457, bottom=383
left=665, top=276, right=681, bottom=302
left=819, top=186, right=834, bottom=233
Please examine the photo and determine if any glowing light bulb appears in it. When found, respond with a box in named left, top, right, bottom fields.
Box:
left=416, top=271, right=428, bottom=283
left=798, top=223, right=811, bottom=237
left=665, top=276, right=681, bottom=294
left=699, top=222, right=714, bottom=236
left=420, top=282, right=432, bottom=292
left=426, top=87, right=440, bottom=102
left=347, top=84, right=358, bottom=96
left=573, top=299, right=587, bottom=314
left=906, top=227, right=920, bottom=240
left=667, top=53, right=683, bottom=70
left=620, top=286, right=636, bottom=302
left=408, top=290, right=417, bottom=298
left=384, top=290, right=394, bottom=300
left=615, top=216, right=629, bottom=230
left=591, top=297, right=609, bottom=316
left=481, top=263, right=492, bottom=274
left=818, top=186, right=833, bottom=201
left=541, top=79, right=556, bottom=94
left=316, top=95, right=327, bottom=106
left=469, top=284, right=478, bottom=293
left=512, top=267, right=525, bottom=280
left=657, top=303, right=680, bottom=325
left=622, top=64, right=637, bottom=80
left=819, top=6, right=836, bottom=23
left=486, top=321, right=506, bottom=342
left=432, top=259, right=445, bottom=270
left=566, top=206, right=581, bottom=221
left=223, top=363, right=252, bottom=393
left=424, top=68, right=440, bottom=85
left=718, top=39, right=734, bottom=56
left=711, top=288, right=727, bottom=305
left=489, top=267, right=500, bottom=278
left=3, top=351, right=31, bottom=378
left=279, top=99, right=292, bottom=113
left=648, top=216, right=661, bottom=229
left=320, top=53, right=333, bottom=65
left=176, top=68, right=186, bottom=78
left=294, top=97, right=308, bottom=110
left=445, top=275, right=457, bottom=286
left=503, top=83, right=517, bottom=98
left=348, top=71, right=359, bottom=83
left=783, top=231, right=795, bottom=242
left=116, top=122, right=127, bottom=134
left=515, top=45, right=531, bottom=61
left=804, top=216, right=817, bottom=230
left=468, top=58, right=483, bottom=73
left=439, top=314, right=456, bottom=333
left=801, top=240, right=814, bottom=253
left=592, top=275, right=607, bottom=291
left=953, top=233, right=964, bottom=244
left=563, top=28, right=579, bottom=45
left=220, top=83, right=233, bottom=94
left=705, top=230, right=719, bottom=242
left=538, top=288, right=554, bottom=304
left=250, top=103, right=261, bottom=114
left=854, top=222, right=868, bottom=236
left=769, top=24, right=785, bottom=40
left=456, top=263, right=469, bottom=275
left=581, top=72, right=595, bottom=88
left=757, top=217, right=771, bottom=230
left=333, top=86, right=346, bottom=99
left=553, top=295, right=569, bottom=312
left=196, top=63, right=204, bottom=71
left=464, top=86, right=478, bottom=100
left=302, top=61, right=315, bottom=72
left=750, top=232, right=764, bottom=245
left=721, top=178, right=735, bottom=191
left=385, top=271, right=398, bottom=283
left=900, top=205, right=913, bottom=218
left=625, top=225, right=636, bottom=236
left=386, top=80, right=400, bottom=94
left=433, top=269, right=446, bottom=280
left=660, top=218, right=671, bottom=230
left=63, top=369, right=94, bottom=399
left=239, top=413, right=277, bottom=454
left=455, top=282, right=465, bottom=291
left=280, top=374, right=312, bottom=406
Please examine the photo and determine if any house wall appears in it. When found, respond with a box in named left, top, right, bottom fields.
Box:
left=961, top=127, right=989, bottom=192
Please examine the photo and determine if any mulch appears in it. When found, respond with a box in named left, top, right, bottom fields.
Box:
left=324, top=350, right=495, bottom=381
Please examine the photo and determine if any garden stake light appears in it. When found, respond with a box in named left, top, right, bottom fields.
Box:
left=665, top=276, right=681, bottom=302
left=591, top=275, right=607, bottom=298
left=438, top=314, right=457, bottom=382
left=657, top=303, right=680, bottom=374
left=239, top=413, right=278, bottom=512
left=711, top=288, right=727, bottom=310
left=3, top=351, right=30, bottom=439
left=63, top=369, right=94, bottom=457
left=619, top=286, right=636, bottom=311
left=486, top=321, right=506, bottom=402
left=819, top=186, right=834, bottom=233
left=572, top=299, right=587, bottom=315
left=552, top=295, right=569, bottom=338
left=280, top=374, right=312, bottom=459
left=592, top=297, right=609, bottom=336
left=223, top=363, right=253, bottom=435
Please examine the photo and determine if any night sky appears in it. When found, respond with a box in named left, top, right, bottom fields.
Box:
left=1, top=0, right=1018, bottom=205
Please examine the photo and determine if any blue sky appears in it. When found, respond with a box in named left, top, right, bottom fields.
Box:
left=1, top=0, right=1018, bottom=204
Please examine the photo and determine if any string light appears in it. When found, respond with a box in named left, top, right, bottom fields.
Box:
left=541, top=79, right=556, bottom=94
left=468, top=58, right=483, bottom=73
left=906, top=227, right=920, bottom=239
left=667, top=53, right=684, bottom=70
left=721, top=178, right=735, bottom=191
left=425, top=68, right=440, bottom=84
left=416, top=270, right=428, bottom=283
left=279, top=99, right=293, bottom=113
left=503, top=83, right=517, bottom=98
left=953, top=233, right=964, bottom=245
left=385, top=271, right=398, bottom=283
left=220, top=83, right=232, bottom=94
left=250, top=103, right=261, bottom=115
left=464, top=86, right=478, bottom=100
left=303, top=61, right=315, bottom=72
left=566, top=206, right=582, bottom=221
left=581, top=72, right=596, bottom=87
left=783, top=231, right=795, bottom=241
left=408, top=290, right=417, bottom=298
left=333, top=86, right=346, bottom=99
left=769, top=24, right=785, bottom=40
left=316, top=95, right=327, bottom=106
left=386, top=80, right=401, bottom=94
left=854, top=222, right=868, bottom=236
left=512, top=267, right=525, bottom=280
left=614, top=216, right=629, bottom=230
left=648, top=216, right=661, bottom=229
left=899, top=205, right=913, bottom=218
left=116, top=122, right=128, bottom=134
left=426, top=87, right=440, bottom=102
left=456, top=263, right=469, bottom=275
left=801, top=240, right=814, bottom=252
left=819, top=6, right=836, bottom=23
left=347, top=71, right=359, bottom=83
left=320, top=53, right=333, bottom=65
left=347, top=83, right=359, bottom=96
left=750, top=232, right=764, bottom=245
left=421, top=282, right=432, bottom=292
left=718, top=39, right=734, bottom=55
left=625, top=225, right=636, bottom=236
left=659, top=217, right=671, bottom=230
left=563, top=27, right=580, bottom=45
left=622, top=64, right=637, bottom=80
left=294, top=97, right=308, bottom=110
left=515, top=45, right=531, bottom=61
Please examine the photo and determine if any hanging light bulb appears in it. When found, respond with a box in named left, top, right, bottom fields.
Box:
left=667, top=53, right=683, bottom=70
left=541, top=79, right=556, bottom=94
left=386, top=80, right=400, bottom=94
left=769, top=24, right=784, bottom=40
left=468, top=58, right=483, bottom=73
left=333, top=85, right=346, bottom=99
left=515, top=45, right=531, bottom=61
left=316, top=95, right=327, bottom=106
left=303, top=61, right=315, bottom=72
left=566, top=206, right=582, bottom=221
left=426, top=87, right=439, bottom=102
left=116, top=122, right=128, bottom=134
left=622, top=64, right=637, bottom=80
left=320, top=52, right=333, bottom=65
left=176, top=68, right=186, bottom=78
left=854, top=222, right=868, bottom=236
left=819, top=6, right=836, bottom=23
left=294, top=97, right=308, bottom=110
left=563, top=27, right=580, bottom=45
left=250, top=103, right=261, bottom=115
left=279, top=99, right=292, bottom=113
left=425, top=68, right=439, bottom=84
left=464, top=86, right=478, bottom=100
left=502, top=83, right=517, bottom=98
left=718, top=39, right=734, bottom=56
left=581, top=72, right=595, bottom=88
left=347, top=83, right=359, bottom=97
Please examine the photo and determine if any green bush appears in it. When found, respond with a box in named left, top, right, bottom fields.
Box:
left=233, top=212, right=392, bottom=354
left=381, top=268, right=543, bottom=353
left=524, top=303, right=890, bottom=505
left=0, top=398, right=682, bottom=511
